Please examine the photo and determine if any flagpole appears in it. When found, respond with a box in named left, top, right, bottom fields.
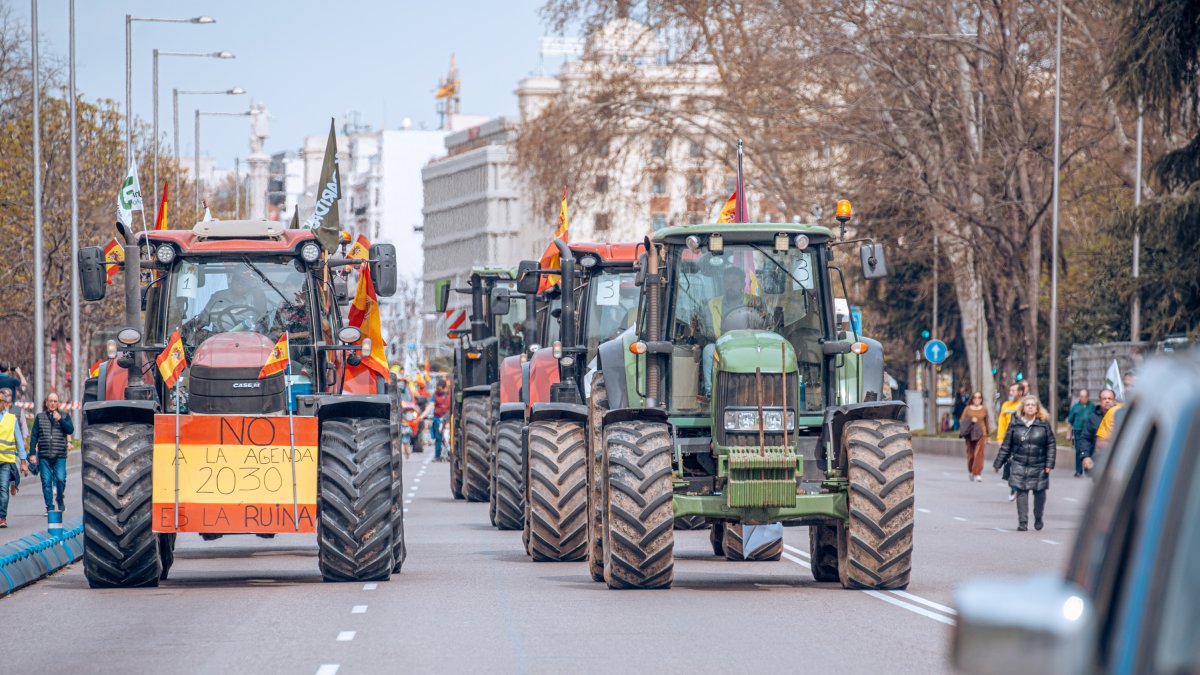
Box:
left=173, top=381, right=181, bottom=530
left=735, top=139, right=746, bottom=223
left=284, top=331, right=299, bottom=530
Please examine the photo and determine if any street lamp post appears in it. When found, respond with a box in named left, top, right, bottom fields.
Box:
left=174, top=88, right=245, bottom=221
left=195, top=109, right=251, bottom=222
left=69, top=0, right=80, bottom=427
left=1049, top=0, right=1064, bottom=424
left=125, top=14, right=214, bottom=170
left=31, top=0, right=43, bottom=405
left=152, top=49, right=233, bottom=213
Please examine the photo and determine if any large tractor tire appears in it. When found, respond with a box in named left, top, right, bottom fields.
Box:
left=709, top=521, right=726, bottom=556
left=390, top=427, right=407, bottom=574
left=462, top=394, right=492, bottom=503
left=585, top=372, right=608, bottom=582
left=674, top=516, right=707, bottom=530
left=492, top=420, right=525, bottom=531
left=838, top=418, right=914, bottom=590
left=318, top=417, right=394, bottom=582
left=527, top=420, right=588, bottom=562
left=808, top=524, right=840, bottom=582
left=81, top=422, right=161, bottom=588
left=449, top=410, right=464, bottom=500
left=602, top=420, right=674, bottom=589
left=722, top=523, right=783, bottom=561
left=158, top=534, right=176, bottom=581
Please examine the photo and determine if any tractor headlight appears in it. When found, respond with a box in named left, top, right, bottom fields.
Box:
left=337, top=326, right=362, bottom=344
left=155, top=243, right=176, bottom=265
left=723, top=407, right=795, bottom=431
left=116, top=327, right=142, bottom=346
left=300, top=242, right=321, bottom=263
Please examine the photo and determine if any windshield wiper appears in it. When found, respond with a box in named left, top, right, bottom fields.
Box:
left=242, top=258, right=295, bottom=308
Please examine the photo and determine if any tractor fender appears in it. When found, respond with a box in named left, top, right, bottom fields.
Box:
left=461, top=384, right=492, bottom=397
left=526, top=348, right=559, bottom=408
left=858, top=336, right=886, bottom=401
left=601, top=406, right=669, bottom=427
left=499, top=402, right=525, bottom=422
left=499, top=354, right=522, bottom=405
left=83, top=400, right=158, bottom=426
left=820, top=401, right=908, bottom=467
left=315, top=394, right=391, bottom=421
left=596, top=334, right=631, bottom=410
left=528, top=402, right=587, bottom=424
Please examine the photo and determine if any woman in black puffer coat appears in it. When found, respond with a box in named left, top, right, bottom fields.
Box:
left=993, top=395, right=1056, bottom=531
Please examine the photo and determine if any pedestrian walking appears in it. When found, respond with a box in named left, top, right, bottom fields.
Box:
left=29, top=393, right=73, bottom=514
left=995, top=383, right=1022, bottom=499
left=1066, top=388, right=1096, bottom=477
left=951, top=385, right=968, bottom=432
left=958, top=392, right=990, bottom=482
left=993, top=394, right=1056, bottom=531
left=1078, top=388, right=1116, bottom=473
left=0, top=363, right=27, bottom=401
left=0, top=390, right=29, bottom=528
left=432, top=379, right=450, bottom=462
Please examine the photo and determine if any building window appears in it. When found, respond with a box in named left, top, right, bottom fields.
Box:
left=595, top=212, right=611, bottom=233
left=651, top=176, right=667, bottom=195
left=688, top=174, right=704, bottom=196
left=724, top=174, right=737, bottom=194
left=651, top=214, right=667, bottom=230
left=595, top=175, right=609, bottom=194
left=689, top=141, right=703, bottom=158
left=651, top=138, right=667, bottom=158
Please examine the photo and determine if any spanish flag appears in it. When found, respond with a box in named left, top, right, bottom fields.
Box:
left=259, top=332, right=290, bottom=379
left=348, top=267, right=390, bottom=381
left=537, top=186, right=569, bottom=293
left=156, top=329, right=187, bottom=389
left=716, top=190, right=738, bottom=224
left=89, top=359, right=102, bottom=378
left=103, top=237, right=124, bottom=286
left=346, top=233, right=370, bottom=262
left=154, top=182, right=169, bottom=230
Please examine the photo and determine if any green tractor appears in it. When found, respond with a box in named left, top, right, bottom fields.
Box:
left=438, top=267, right=528, bottom=503
left=587, top=212, right=911, bottom=590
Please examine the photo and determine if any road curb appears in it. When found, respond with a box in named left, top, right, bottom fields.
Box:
left=0, top=517, right=84, bottom=596
left=912, top=436, right=1075, bottom=467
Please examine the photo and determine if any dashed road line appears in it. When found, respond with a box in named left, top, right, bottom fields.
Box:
left=336, top=631, right=356, bottom=642
left=352, top=605, right=367, bottom=614
left=363, top=583, right=378, bottom=591
left=1040, top=539, right=1059, bottom=545
left=1063, top=497, right=1078, bottom=502
left=992, top=527, right=1007, bottom=532
left=863, top=590, right=957, bottom=626
left=316, top=665, right=339, bottom=675
left=952, top=516, right=968, bottom=522
left=917, top=508, right=931, bottom=513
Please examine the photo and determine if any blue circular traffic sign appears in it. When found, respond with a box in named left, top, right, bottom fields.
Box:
left=923, top=339, right=948, bottom=364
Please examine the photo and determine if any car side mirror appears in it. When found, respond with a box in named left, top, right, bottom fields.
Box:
left=369, top=243, right=398, bottom=297
left=860, top=243, right=888, bottom=279
left=953, top=575, right=1095, bottom=675
left=435, top=280, right=450, bottom=313
left=516, top=260, right=540, bottom=295
left=490, top=286, right=511, bottom=316
left=79, top=246, right=108, bottom=301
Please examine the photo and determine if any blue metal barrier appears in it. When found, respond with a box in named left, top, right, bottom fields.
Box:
left=0, top=517, right=84, bottom=596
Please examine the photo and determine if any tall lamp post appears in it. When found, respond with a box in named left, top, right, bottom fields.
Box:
left=125, top=14, right=214, bottom=168
left=195, top=109, right=251, bottom=222
left=68, top=0, right=80, bottom=426
left=174, top=88, right=245, bottom=219
left=152, top=49, right=234, bottom=213
left=31, top=0, right=43, bottom=405
left=1048, top=0, right=1064, bottom=424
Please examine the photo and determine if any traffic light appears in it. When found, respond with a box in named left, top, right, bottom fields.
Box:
left=1015, top=371, right=1024, bottom=381
left=920, top=329, right=931, bottom=340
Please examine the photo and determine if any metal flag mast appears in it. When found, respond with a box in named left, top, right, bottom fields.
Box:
left=284, top=331, right=299, bottom=530
left=736, top=139, right=747, bottom=223
left=173, top=379, right=181, bottom=530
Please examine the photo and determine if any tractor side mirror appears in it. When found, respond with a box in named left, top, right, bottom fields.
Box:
left=490, top=286, right=511, bottom=316
left=369, top=243, right=398, bottom=296
left=860, top=243, right=888, bottom=279
left=634, top=252, right=648, bottom=286
left=516, top=260, right=540, bottom=295
left=434, top=280, right=450, bottom=313
left=79, top=246, right=107, bottom=301
left=334, top=277, right=349, bottom=305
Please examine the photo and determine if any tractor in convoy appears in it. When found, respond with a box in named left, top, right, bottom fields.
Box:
left=437, top=267, right=527, bottom=503
left=583, top=204, right=913, bottom=589
left=485, top=242, right=640, bottom=557
left=76, top=219, right=404, bottom=586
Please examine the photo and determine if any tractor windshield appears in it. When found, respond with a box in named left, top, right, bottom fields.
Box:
left=584, top=269, right=639, bottom=361
left=667, top=244, right=826, bottom=412
left=495, top=295, right=527, bottom=359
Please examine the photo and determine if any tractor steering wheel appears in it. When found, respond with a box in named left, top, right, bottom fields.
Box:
left=208, top=303, right=261, bottom=332
left=722, top=304, right=771, bottom=331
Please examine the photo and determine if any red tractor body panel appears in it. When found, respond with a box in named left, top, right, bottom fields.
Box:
left=499, top=354, right=523, bottom=405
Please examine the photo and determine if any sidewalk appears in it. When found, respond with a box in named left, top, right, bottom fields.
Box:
left=1, top=452, right=81, bottom=546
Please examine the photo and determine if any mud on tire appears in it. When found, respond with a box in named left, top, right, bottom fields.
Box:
left=602, top=420, right=674, bottom=589
left=318, top=417, right=394, bottom=582
left=838, top=418, right=914, bottom=590
left=527, top=420, right=588, bottom=562
left=82, top=422, right=161, bottom=588
left=586, top=372, right=608, bottom=581
left=462, top=394, right=492, bottom=503
left=492, top=420, right=525, bottom=531
left=721, top=523, right=783, bottom=561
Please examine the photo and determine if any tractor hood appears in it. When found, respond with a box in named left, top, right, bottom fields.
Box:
left=713, top=330, right=797, bottom=374
left=188, top=332, right=287, bottom=415
left=192, top=332, right=276, bottom=370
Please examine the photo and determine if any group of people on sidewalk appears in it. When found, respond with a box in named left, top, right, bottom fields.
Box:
left=956, top=375, right=1132, bottom=532
left=0, top=364, right=73, bottom=529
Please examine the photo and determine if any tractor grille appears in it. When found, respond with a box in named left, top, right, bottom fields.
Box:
left=715, top=371, right=799, bottom=447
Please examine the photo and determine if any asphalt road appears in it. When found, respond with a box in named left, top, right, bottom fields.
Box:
left=1, top=449, right=1091, bottom=674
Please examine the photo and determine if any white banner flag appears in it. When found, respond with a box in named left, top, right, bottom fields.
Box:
left=117, top=160, right=145, bottom=227
left=1105, top=359, right=1124, bottom=402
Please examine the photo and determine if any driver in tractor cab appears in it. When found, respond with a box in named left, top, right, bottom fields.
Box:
left=193, top=267, right=270, bottom=333
left=699, top=262, right=765, bottom=395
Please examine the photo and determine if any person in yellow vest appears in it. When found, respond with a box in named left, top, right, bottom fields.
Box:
left=995, top=383, right=1022, bottom=501
left=700, top=264, right=767, bottom=395
left=0, top=389, right=29, bottom=528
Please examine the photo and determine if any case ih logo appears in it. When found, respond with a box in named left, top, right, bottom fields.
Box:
left=232, top=382, right=262, bottom=389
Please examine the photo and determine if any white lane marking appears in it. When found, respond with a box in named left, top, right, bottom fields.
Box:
left=783, top=544, right=810, bottom=558
left=406, top=492, right=415, bottom=498
left=1041, top=539, right=1059, bottom=545
left=917, top=508, right=931, bottom=513
left=863, top=590, right=957, bottom=626
left=403, top=508, right=409, bottom=513
left=1063, top=497, right=1078, bottom=502
left=992, top=527, right=1007, bottom=533
left=891, top=590, right=958, bottom=616
left=404, top=500, right=413, bottom=505
left=953, top=516, right=968, bottom=522
left=414, top=478, right=421, bottom=483
left=352, top=605, right=367, bottom=614
left=337, top=631, right=356, bottom=642
left=782, top=552, right=811, bottom=568
left=362, top=583, right=377, bottom=591
left=316, top=665, right=339, bottom=675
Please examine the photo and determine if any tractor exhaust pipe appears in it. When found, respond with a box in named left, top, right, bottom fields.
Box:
left=645, top=237, right=660, bottom=408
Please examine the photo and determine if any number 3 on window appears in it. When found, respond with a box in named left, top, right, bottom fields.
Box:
left=595, top=277, right=620, bottom=306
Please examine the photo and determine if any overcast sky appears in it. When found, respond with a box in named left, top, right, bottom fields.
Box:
left=15, top=0, right=553, bottom=176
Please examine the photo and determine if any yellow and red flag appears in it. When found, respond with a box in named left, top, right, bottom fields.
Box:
left=103, top=237, right=124, bottom=285
left=154, top=182, right=169, bottom=230
left=716, top=190, right=738, bottom=224
left=346, top=233, right=370, bottom=262
left=156, top=329, right=187, bottom=389
left=348, top=267, right=390, bottom=381
left=537, top=186, right=570, bottom=293
left=258, top=332, right=291, bottom=379
left=89, top=359, right=102, bottom=378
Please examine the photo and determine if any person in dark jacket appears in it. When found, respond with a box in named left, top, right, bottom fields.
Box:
left=1078, top=388, right=1116, bottom=473
left=993, top=394, right=1056, bottom=531
left=29, top=393, right=73, bottom=514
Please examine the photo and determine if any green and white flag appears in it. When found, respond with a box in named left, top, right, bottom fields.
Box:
left=116, top=159, right=145, bottom=228
left=303, top=119, right=342, bottom=252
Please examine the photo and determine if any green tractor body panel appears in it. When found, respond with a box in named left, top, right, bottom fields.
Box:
left=470, top=265, right=517, bottom=279
left=710, top=330, right=797, bottom=374
left=618, top=327, right=647, bottom=409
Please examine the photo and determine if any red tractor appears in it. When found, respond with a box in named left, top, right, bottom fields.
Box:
left=76, top=219, right=405, bottom=586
